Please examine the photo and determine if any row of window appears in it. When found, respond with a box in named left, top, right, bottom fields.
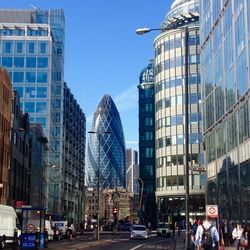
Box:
left=0, top=28, right=48, bottom=37
left=8, top=71, right=48, bottom=83
left=29, top=116, right=47, bottom=129
left=156, top=133, right=202, bottom=149
left=1, top=41, right=48, bottom=54
left=156, top=175, right=184, bottom=188
left=155, top=54, right=199, bottom=75
left=205, top=100, right=249, bottom=163
left=155, top=35, right=200, bottom=57
left=14, top=86, right=47, bottom=98
left=155, top=74, right=200, bottom=93
left=23, top=102, right=47, bottom=114
left=2, top=56, right=48, bottom=68
left=156, top=113, right=202, bottom=129
left=156, top=93, right=201, bottom=112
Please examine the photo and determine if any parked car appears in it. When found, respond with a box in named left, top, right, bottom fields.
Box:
left=157, top=222, right=171, bottom=237
left=130, top=225, right=148, bottom=239
left=53, top=226, right=63, bottom=241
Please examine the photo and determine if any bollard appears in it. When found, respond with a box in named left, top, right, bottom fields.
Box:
left=44, top=226, right=49, bottom=248
left=35, top=227, right=40, bottom=249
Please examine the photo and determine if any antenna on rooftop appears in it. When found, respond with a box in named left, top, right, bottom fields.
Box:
left=30, top=4, right=39, bottom=10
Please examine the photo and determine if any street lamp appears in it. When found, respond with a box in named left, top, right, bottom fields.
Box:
left=88, top=130, right=111, bottom=240
left=136, top=13, right=199, bottom=248
left=137, top=177, right=144, bottom=224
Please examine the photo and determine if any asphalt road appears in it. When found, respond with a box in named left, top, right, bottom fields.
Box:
left=45, top=232, right=175, bottom=250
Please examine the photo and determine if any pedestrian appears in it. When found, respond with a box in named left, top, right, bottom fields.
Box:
left=221, top=219, right=232, bottom=247
left=172, top=222, right=175, bottom=237
left=80, top=221, right=84, bottom=235
left=195, top=216, right=220, bottom=250
left=232, top=223, right=244, bottom=250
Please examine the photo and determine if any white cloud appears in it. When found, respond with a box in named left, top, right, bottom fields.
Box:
left=114, top=85, right=138, bottom=112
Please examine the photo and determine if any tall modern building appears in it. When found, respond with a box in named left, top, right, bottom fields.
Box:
left=87, top=94, right=126, bottom=189
left=153, top=0, right=205, bottom=223
left=126, top=148, right=139, bottom=195
left=138, top=60, right=157, bottom=227
left=200, top=0, right=250, bottom=222
left=0, top=10, right=86, bottom=221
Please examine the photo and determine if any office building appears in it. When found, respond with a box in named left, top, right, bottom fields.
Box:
left=138, top=59, right=157, bottom=227
left=200, top=0, right=250, bottom=222
left=87, top=94, right=126, bottom=189
left=154, top=0, right=205, bottom=223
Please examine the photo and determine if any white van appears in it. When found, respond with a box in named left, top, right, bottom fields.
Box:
left=0, top=204, right=20, bottom=249
left=51, top=221, right=68, bottom=237
left=45, top=220, right=54, bottom=241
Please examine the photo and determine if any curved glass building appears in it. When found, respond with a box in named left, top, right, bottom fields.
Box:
left=200, top=0, right=250, bottom=222
left=154, top=0, right=205, bottom=223
left=87, top=94, right=126, bottom=189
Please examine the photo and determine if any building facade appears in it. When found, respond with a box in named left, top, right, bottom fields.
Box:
left=8, top=91, right=31, bottom=207
left=62, top=82, right=86, bottom=223
left=87, top=94, right=126, bottom=189
left=126, top=148, right=139, bottom=195
left=0, top=9, right=65, bottom=214
left=0, top=67, right=12, bottom=205
left=138, top=60, right=157, bottom=227
left=154, top=0, right=205, bottom=223
left=200, top=0, right=250, bottom=222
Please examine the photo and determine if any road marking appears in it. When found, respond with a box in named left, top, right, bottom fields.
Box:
left=129, top=238, right=174, bottom=250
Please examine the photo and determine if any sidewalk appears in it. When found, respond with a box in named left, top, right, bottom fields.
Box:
left=173, top=231, right=235, bottom=250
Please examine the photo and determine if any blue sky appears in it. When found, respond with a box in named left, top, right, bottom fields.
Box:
left=0, top=0, right=172, bottom=151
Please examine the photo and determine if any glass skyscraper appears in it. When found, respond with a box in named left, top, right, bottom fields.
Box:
left=87, top=94, right=126, bottom=189
left=0, top=9, right=81, bottom=217
left=200, top=0, right=250, bottom=222
left=138, top=59, right=157, bottom=227
left=154, top=0, right=205, bottom=223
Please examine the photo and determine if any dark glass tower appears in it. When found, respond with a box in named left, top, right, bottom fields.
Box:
left=138, top=59, right=157, bottom=228
left=87, top=94, right=126, bottom=189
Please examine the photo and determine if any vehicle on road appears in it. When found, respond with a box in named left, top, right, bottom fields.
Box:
left=157, top=222, right=171, bottom=237
left=45, top=220, right=54, bottom=241
left=130, top=225, right=148, bottom=239
left=0, top=204, right=21, bottom=249
left=53, top=226, right=63, bottom=240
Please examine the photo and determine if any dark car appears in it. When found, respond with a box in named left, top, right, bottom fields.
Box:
left=122, top=223, right=132, bottom=232
left=53, top=227, right=63, bottom=240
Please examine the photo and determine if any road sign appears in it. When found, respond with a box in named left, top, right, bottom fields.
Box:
left=206, top=205, right=218, bottom=218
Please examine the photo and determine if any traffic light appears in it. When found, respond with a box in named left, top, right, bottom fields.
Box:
left=113, top=207, right=118, bottom=214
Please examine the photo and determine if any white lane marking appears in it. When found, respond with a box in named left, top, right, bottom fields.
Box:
left=129, top=238, right=173, bottom=250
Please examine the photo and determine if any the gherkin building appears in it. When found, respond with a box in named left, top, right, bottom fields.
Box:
left=87, top=94, right=126, bottom=189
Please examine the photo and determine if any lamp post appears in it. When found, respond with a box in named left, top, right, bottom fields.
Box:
left=88, top=130, right=111, bottom=240
left=136, top=14, right=199, bottom=248
left=137, top=177, right=144, bottom=224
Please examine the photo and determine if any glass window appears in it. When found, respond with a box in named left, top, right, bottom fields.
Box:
left=25, top=102, right=35, bottom=113
left=36, top=102, right=47, bottom=113
left=37, top=72, right=47, bottom=83
left=238, top=102, right=249, bottom=144
left=177, top=135, right=183, bottom=144
left=36, top=117, right=46, bottom=129
left=145, top=132, right=153, bottom=140
left=15, top=42, right=24, bottom=53
left=51, top=112, right=61, bottom=123
left=224, top=32, right=234, bottom=72
left=51, top=99, right=61, bottom=109
left=170, top=39, right=175, bottom=50
left=171, top=96, right=176, bottom=106
left=37, top=87, right=47, bottom=98
left=216, top=125, right=226, bottom=158
left=26, top=57, right=36, bottom=68
left=2, top=41, right=12, bottom=53
left=37, top=57, right=48, bottom=68
left=226, top=67, right=236, bottom=110
left=175, top=37, right=181, bottom=47
left=227, top=114, right=237, bottom=151
left=212, top=0, right=221, bottom=21
left=25, top=87, right=36, bottom=98
left=2, top=57, right=12, bottom=67
left=39, top=42, right=48, bottom=54
left=51, top=85, right=61, bottom=96
left=177, top=95, right=182, bottom=105
left=236, top=50, right=248, bottom=98
left=13, top=72, right=24, bottom=83
left=190, top=133, right=201, bottom=144
left=176, top=115, right=183, bottom=125
left=26, top=72, right=36, bottom=83
left=27, top=42, right=36, bottom=53
left=145, top=148, right=153, bottom=157
left=214, top=49, right=222, bottom=85
left=235, top=11, right=245, bottom=57
left=14, top=57, right=24, bottom=68
left=234, top=0, right=244, bottom=16
left=145, top=117, right=153, bottom=126
left=223, top=2, right=232, bottom=37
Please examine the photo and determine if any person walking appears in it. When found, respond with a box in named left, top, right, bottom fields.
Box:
left=221, top=219, right=232, bottom=247
left=195, top=216, right=220, bottom=250
left=232, top=223, right=244, bottom=250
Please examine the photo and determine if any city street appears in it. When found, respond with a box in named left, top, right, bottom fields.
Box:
left=45, top=232, right=175, bottom=250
